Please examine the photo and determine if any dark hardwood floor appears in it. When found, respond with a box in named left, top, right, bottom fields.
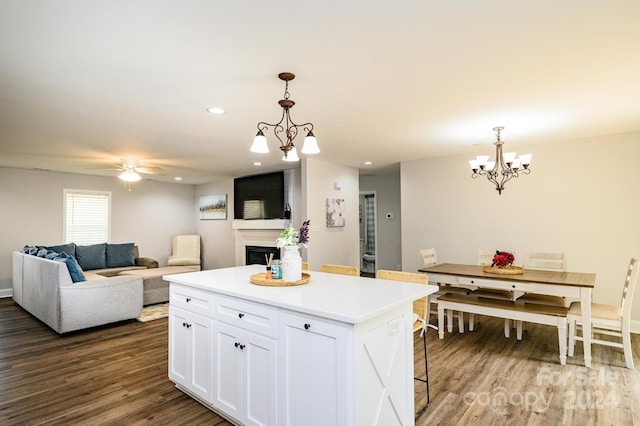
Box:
left=1, top=298, right=638, bottom=425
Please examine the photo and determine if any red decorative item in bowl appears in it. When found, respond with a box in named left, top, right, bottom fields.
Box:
left=484, top=250, right=523, bottom=274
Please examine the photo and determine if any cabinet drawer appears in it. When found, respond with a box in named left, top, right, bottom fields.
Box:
left=170, top=284, right=212, bottom=316
left=214, top=295, right=278, bottom=338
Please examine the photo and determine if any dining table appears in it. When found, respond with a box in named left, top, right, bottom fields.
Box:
left=419, top=263, right=596, bottom=368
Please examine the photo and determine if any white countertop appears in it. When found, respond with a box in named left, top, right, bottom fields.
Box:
left=165, top=265, right=438, bottom=324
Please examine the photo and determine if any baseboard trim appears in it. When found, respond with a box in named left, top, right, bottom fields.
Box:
left=0, top=288, right=13, bottom=298
left=632, top=320, right=640, bottom=334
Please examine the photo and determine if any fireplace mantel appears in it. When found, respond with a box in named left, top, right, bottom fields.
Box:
left=232, top=219, right=287, bottom=230
left=233, top=220, right=287, bottom=265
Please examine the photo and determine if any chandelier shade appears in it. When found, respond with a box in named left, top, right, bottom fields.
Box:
left=469, top=127, right=532, bottom=195
left=251, top=72, right=319, bottom=161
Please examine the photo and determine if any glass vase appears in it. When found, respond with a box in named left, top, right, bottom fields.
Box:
left=281, top=245, right=302, bottom=282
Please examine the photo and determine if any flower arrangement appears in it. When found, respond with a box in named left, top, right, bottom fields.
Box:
left=492, top=250, right=515, bottom=268
left=276, top=219, right=311, bottom=248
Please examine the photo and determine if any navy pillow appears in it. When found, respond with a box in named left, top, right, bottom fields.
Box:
left=75, top=243, right=107, bottom=271
left=53, top=252, right=86, bottom=283
left=45, top=243, right=76, bottom=258
left=106, top=243, right=135, bottom=268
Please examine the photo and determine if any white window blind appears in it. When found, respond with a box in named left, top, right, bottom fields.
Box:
left=64, top=189, right=111, bottom=244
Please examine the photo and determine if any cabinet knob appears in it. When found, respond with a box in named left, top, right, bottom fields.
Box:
left=186, top=323, right=191, bottom=328
left=182, top=322, right=187, bottom=327
left=234, top=342, right=245, bottom=350
left=186, top=297, right=191, bottom=303
left=238, top=312, right=245, bottom=319
left=304, top=323, right=311, bottom=330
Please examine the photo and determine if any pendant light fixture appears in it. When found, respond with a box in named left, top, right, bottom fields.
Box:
left=469, top=127, right=532, bottom=195
left=251, top=72, right=319, bottom=161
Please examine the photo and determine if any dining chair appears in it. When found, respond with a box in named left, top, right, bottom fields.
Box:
left=517, top=252, right=567, bottom=306
left=319, top=263, right=359, bottom=276
left=469, top=249, right=514, bottom=337
left=568, top=258, right=639, bottom=369
left=376, top=269, right=430, bottom=418
left=420, top=248, right=468, bottom=332
left=301, top=261, right=309, bottom=271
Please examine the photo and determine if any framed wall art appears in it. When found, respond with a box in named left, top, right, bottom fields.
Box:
left=326, top=198, right=345, bottom=227
left=199, top=194, right=227, bottom=220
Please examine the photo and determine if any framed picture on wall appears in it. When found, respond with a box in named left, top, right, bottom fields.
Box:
left=326, top=198, right=345, bottom=227
left=199, top=194, right=227, bottom=220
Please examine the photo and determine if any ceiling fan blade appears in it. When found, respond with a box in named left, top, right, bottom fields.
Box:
left=135, top=166, right=166, bottom=176
left=84, top=163, right=124, bottom=171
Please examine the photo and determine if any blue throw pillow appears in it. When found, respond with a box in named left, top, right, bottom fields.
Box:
left=75, top=243, right=107, bottom=271
left=53, top=252, right=86, bottom=283
left=106, top=243, right=135, bottom=268
left=45, top=243, right=76, bottom=258
left=22, top=245, right=38, bottom=255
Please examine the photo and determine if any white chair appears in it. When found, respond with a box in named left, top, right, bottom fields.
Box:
left=515, top=252, right=567, bottom=337
left=376, top=269, right=430, bottom=417
left=167, top=235, right=201, bottom=269
left=568, top=258, right=639, bottom=369
left=469, top=249, right=514, bottom=337
left=420, top=248, right=469, bottom=333
left=517, top=252, right=567, bottom=306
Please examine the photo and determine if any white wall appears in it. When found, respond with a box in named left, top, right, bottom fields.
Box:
left=0, top=167, right=196, bottom=293
left=400, top=131, right=640, bottom=323
left=360, top=171, right=402, bottom=271
left=302, top=158, right=360, bottom=270
left=195, top=179, right=235, bottom=270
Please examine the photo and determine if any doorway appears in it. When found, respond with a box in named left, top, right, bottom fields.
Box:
left=359, top=191, right=377, bottom=276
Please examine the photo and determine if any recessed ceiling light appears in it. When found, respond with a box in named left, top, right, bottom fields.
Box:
left=252, top=162, right=262, bottom=166
left=207, top=107, right=225, bottom=114
left=174, top=177, right=182, bottom=181
left=363, top=161, right=373, bottom=165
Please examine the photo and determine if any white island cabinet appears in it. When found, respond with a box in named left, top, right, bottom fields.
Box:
left=166, top=265, right=437, bottom=426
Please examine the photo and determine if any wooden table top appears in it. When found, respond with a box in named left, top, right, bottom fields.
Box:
left=419, top=263, right=595, bottom=288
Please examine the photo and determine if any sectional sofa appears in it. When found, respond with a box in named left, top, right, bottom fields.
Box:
left=12, top=243, right=160, bottom=334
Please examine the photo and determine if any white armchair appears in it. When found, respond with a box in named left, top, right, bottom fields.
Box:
left=167, top=235, right=201, bottom=269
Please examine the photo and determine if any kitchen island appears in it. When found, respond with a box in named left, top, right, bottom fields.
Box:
left=165, top=264, right=437, bottom=426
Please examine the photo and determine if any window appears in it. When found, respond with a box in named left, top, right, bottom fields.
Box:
left=64, top=189, right=111, bottom=244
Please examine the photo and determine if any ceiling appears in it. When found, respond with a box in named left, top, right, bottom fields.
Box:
left=1, top=1, right=639, bottom=184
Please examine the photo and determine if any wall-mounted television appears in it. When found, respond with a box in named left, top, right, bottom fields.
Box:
left=234, top=171, right=285, bottom=220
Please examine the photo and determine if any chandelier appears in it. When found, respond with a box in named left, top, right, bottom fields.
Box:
left=468, top=127, right=532, bottom=195
left=250, top=72, right=319, bottom=161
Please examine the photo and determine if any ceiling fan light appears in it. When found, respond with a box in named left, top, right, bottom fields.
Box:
left=119, top=170, right=141, bottom=182
left=301, top=131, right=320, bottom=154
left=250, top=131, right=269, bottom=153
left=283, top=147, right=300, bottom=162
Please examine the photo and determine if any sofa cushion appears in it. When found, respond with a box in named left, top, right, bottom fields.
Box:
left=106, top=243, right=135, bottom=268
left=45, top=243, right=76, bottom=258
left=75, top=243, right=107, bottom=271
left=53, top=252, right=86, bottom=283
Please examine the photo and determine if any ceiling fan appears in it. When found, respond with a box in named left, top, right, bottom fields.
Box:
left=87, top=158, right=166, bottom=182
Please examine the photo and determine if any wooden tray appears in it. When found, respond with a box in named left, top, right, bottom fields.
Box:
left=250, top=272, right=311, bottom=287
left=483, top=265, right=524, bottom=275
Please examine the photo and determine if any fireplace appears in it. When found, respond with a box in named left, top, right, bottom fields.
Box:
left=246, top=246, right=280, bottom=265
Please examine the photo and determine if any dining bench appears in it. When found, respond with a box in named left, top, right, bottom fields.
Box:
left=436, top=294, right=569, bottom=365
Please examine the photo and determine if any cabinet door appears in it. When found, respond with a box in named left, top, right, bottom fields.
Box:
left=168, top=306, right=190, bottom=387
left=244, top=332, right=277, bottom=426
left=213, top=322, right=244, bottom=420
left=214, top=322, right=278, bottom=426
left=189, top=312, right=213, bottom=403
left=279, top=311, right=350, bottom=426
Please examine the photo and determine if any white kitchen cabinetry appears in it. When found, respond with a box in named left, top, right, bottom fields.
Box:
left=212, top=294, right=277, bottom=426
left=167, top=265, right=436, bottom=426
left=168, top=305, right=213, bottom=404
left=279, top=310, right=350, bottom=426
